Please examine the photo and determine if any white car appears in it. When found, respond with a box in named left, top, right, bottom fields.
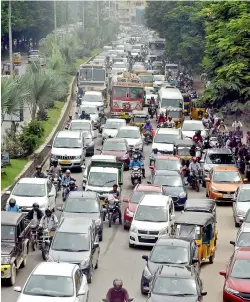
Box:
left=111, top=62, right=128, bottom=74
left=129, top=195, right=175, bottom=247
left=230, top=222, right=250, bottom=250
left=152, top=128, right=182, bottom=155
left=116, top=126, right=144, bottom=151
left=68, top=119, right=94, bottom=137
left=144, top=87, right=158, bottom=106
left=153, top=75, right=165, bottom=88
left=181, top=120, right=206, bottom=139
left=6, top=178, right=56, bottom=212
left=81, top=91, right=104, bottom=112
left=14, top=262, right=89, bottom=302
left=102, top=118, right=126, bottom=143
left=78, top=104, right=99, bottom=127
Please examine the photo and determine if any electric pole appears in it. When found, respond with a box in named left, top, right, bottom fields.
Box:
left=82, top=1, right=85, bottom=30
left=97, top=1, right=100, bottom=27
left=54, top=0, right=57, bottom=46
left=8, top=0, right=13, bottom=75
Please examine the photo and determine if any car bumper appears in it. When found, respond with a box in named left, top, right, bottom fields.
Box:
left=51, top=159, right=83, bottom=169
left=173, top=196, right=187, bottom=208
left=1, top=265, right=11, bottom=279
left=141, top=275, right=151, bottom=293
left=129, top=231, right=160, bottom=247
left=209, top=190, right=235, bottom=202
left=223, top=290, right=250, bottom=302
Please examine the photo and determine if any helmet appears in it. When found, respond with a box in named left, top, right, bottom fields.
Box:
left=133, top=154, right=138, bottom=160
left=69, top=180, right=75, bottom=186
left=197, top=130, right=201, bottom=135
left=45, top=208, right=52, bottom=215
left=36, top=165, right=42, bottom=170
left=113, top=278, right=123, bottom=289
left=52, top=159, right=58, bottom=165
left=160, top=112, right=164, bottom=117
left=32, top=202, right=39, bottom=208
left=192, top=157, right=197, bottom=161
left=65, top=169, right=71, bottom=174
left=9, top=198, right=16, bottom=206
left=153, top=148, right=158, bottom=153
left=146, top=119, right=150, bottom=124
left=82, top=110, right=85, bottom=114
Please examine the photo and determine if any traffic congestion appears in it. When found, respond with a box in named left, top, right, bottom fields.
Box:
left=2, top=25, right=250, bottom=302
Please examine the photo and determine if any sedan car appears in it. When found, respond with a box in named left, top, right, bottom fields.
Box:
left=116, top=126, right=144, bottom=151
left=182, top=120, right=206, bottom=139
left=153, top=74, right=165, bottom=89
left=219, top=247, right=250, bottom=302
left=233, top=184, right=250, bottom=227
left=123, top=184, right=163, bottom=230
left=81, top=90, right=104, bottom=112
left=68, top=119, right=94, bottom=137
left=149, top=156, right=182, bottom=176
left=57, top=191, right=103, bottom=241
left=152, top=128, right=182, bottom=155
left=5, top=178, right=56, bottom=212
left=147, top=265, right=207, bottom=302
left=98, top=138, right=130, bottom=169
left=230, top=223, right=250, bottom=250
left=141, top=236, right=200, bottom=294
left=102, top=118, right=126, bottom=143
left=14, top=262, right=89, bottom=302
left=144, top=87, right=158, bottom=106
left=148, top=170, right=187, bottom=209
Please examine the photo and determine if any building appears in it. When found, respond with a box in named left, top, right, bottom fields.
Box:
left=117, top=1, right=146, bottom=25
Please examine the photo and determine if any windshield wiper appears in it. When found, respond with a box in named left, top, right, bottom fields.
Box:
left=105, top=179, right=116, bottom=184
left=174, top=294, right=194, bottom=296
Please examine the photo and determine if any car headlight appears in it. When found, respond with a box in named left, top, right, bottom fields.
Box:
left=74, top=156, right=81, bottom=159
left=126, top=208, right=134, bottom=217
left=237, top=209, right=245, bottom=216
left=1, top=256, right=10, bottom=265
left=159, top=228, right=168, bottom=235
left=179, top=192, right=187, bottom=198
left=121, top=154, right=129, bottom=160
left=143, top=266, right=152, bottom=279
left=95, top=218, right=102, bottom=225
left=211, top=186, right=219, bottom=193
left=225, top=285, right=239, bottom=295
left=79, top=259, right=89, bottom=269
left=130, top=225, right=137, bottom=233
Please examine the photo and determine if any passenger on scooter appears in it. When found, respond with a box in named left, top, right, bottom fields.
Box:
left=61, top=170, right=75, bottom=185
left=69, top=180, right=78, bottom=192
left=26, top=203, right=44, bottom=221
left=187, top=157, right=201, bottom=184
left=39, top=208, right=58, bottom=230
left=165, top=116, right=175, bottom=128
left=106, top=279, right=130, bottom=302
left=34, top=165, right=46, bottom=178
left=158, top=112, right=166, bottom=123
left=49, top=160, right=62, bottom=185
left=143, top=119, right=153, bottom=134
left=149, top=148, right=161, bottom=165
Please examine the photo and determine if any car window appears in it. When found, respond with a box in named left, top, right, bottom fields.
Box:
left=75, top=269, right=82, bottom=293
left=206, top=153, right=235, bottom=165
left=47, top=181, right=52, bottom=193
left=236, top=232, right=250, bottom=247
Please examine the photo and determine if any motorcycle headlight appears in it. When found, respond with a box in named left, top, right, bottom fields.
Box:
left=79, top=259, right=89, bottom=269
left=211, top=186, right=219, bottom=193
left=53, top=178, right=58, bottom=181
left=179, top=192, right=187, bottom=198
left=225, top=285, right=239, bottom=295
left=130, top=225, right=137, bottom=233
left=126, top=208, right=134, bottom=217
left=143, top=266, right=152, bottom=279
left=1, top=256, right=10, bottom=265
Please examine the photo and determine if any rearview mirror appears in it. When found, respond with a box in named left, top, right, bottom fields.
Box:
left=123, top=198, right=129, bottom=203
left=142, top=255, right=148, bottom=261
left=244, top=178, right=248, bottom=182
left=219, top=270, right=226, bottom=277
left=93, top=136, right=97, bottom=139
left=171, top=214, right=175, bottom=220
left=77, top=289, right=86, bottom=296
left=201, top=292, right=207, bottom=296
left=230, top=240, right=235, bottom=246
left=13, top=286, right=22, bottom=292
left=93, top=242, right=99, bottom=249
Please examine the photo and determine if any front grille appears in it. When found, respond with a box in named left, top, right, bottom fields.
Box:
left=20, top=206, right=31, bottom=212
left=238, top=292, right=250, bottom=300
left=57, top=155, right=75, bottom=160
left=138, top=236, right=158, bottom=243
left=138, top=230, right=159, bottom=235
left=218, top=191, right=235, bottom=194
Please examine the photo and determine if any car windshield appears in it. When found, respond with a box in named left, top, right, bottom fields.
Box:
left=105, top=121, right=125, bottom=129
left=168, top=111, right=182, bottom=118
left=117, top=129, right=140, bottom=139
left=239, top=189, right=250, bottom=202
left=161, top=99, right=183, bottom=108
left=113, top=63, right=126, bottom=68
left=155, top=160, right=181, bottom=171
left=102, top=141, right=126, bottom=151
left=88, top=172, right=117, bottom=187
left=133, top=65, right=144, bottom=70
left=52, top=232, right=90, bottom=251
left=70, top=122, right=89, bottom=131
left=206, top=154, right=235, bottom=164
left=178, top=147, right=191, bottom=156
left=134, top=116, right=147, bottom=123
left=231, top=259, right=250, bottom=279
left=236, top=232, right=250, bottom=247
left=83, top=95, right=102, bottom=103
left=64, top=198, right=99, bottom=213
left=178, top=225, right=201, bottom=240
left=135, top=205, right=168, bottom=222
left=152, top=277, right=197, bottom=296
left=1, top=225, right=15, bottom=241
left=130, top=191, right=162, bottom=204
left=182, top=123, right=204, bottom=131
left=23, top=275, right=74, bottom=297
left=82, top=107, right=98, bottom=114
left=12, top=183, right=46, bottom=197
left=154, top=175, right=183, bottom=187
left=154, top=75, right=165, bottom=81
left=53, top=137, right=82, bottom=148
left=139, top=75, right=153, bottom=83
left=213, top=171, right=241, bottom=183
left=154, top=133, right=179, bottom=143
left=151, top=245, right=189, bottom=264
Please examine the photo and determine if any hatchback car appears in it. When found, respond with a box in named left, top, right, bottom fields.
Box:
left=58, top=191, right=103, bottom=241
left=152, top=128, right=182, bottom=155
left=14, top=262, right=89, bottom=302
left=147, top=265, right=207, bottom=302
left=232, top=184, right=250, bottom=227
left=116, top=126, right=144, bottom=151
left=230, top=223, right=250, bottom=250
left=123, top=184, right=163, bottom=230
left=181, top=120, right=206, bottom=139
left=102, top=118, right=126, bottom=143
left=81, top=130, right=96, bottom=156
left=149, top=156, right=182, bottom=176
left=219, top=247, right=250, bottom=302
left=141, top=236, right=200, bottom=294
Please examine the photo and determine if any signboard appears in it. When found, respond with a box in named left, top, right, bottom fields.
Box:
left=1, top=152, right=10, bottom=166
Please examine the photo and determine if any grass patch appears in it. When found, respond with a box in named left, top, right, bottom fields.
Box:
left=1, top=158, right=29, bottom=190
left=75, top=48, right=100, bottom=69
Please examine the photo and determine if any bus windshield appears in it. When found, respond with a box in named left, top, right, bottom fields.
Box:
left=113, top=87, right=144, bottom=99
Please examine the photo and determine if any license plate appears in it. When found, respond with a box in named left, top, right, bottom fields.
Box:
left=141, top=236, right=155, bottom=239
left=223, top=194, right=232, bottom=198
left=59, top=160, right=71, bottom=164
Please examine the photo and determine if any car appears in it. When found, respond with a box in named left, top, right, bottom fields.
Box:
left=5, top=177, right=56, bottom=212
left=232, top=184, right=250, bottom=227
left=78, top=104, right=99, bottom=128
left=28, top=49, right=39, bottom=63
left=1, top=212, right=30, bottom=286
left=152, top=128, right=182, bottom=155
left=147, top=265, right=207, bottom=302
left=123, top=184, right=163, bottom=230
left=149, top=156, right=182, bottom=176
left=49, top=130, right=86, bottom=170
left=13, top=262, right=89, bottom=301
left=116, top=126, right=144, bottom=151
left=57, top=191, right=103, bottom=241
left=98, top=138, right=130, bottom=169
left=102, top=118, right=126, bottom=143
left=68, top=119, right=94, bottom=137
left=205, top=166, right=246, bottom=202
left=111, top=62, right=128, bottom=74
left=181, top=120, right=206, bottom=139
left=49, top=217, right=100, bottom=283
left=148, top=170, right=188, bottom=209
left=230, top=223, right=250, bottom=250
left=129, top=195, right=175, bottom=248
left=141, top=236, right=200, bottom=294
left=81, top=130, right=96, bottom=156
left=153, top=74, right=165, bottom=88
left=219, top=247, right=250, bottom=301
left=81, top=90, right=104, bottom=112
left=144, top=87, right=158, bottom=106
left=245, top=209, right=250, bottom=223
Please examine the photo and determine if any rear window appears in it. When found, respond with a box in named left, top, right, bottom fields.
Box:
left=206, top=153, right=235, bottom=165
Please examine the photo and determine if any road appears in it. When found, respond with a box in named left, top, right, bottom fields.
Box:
left=1, top=101, right=238, bottom=302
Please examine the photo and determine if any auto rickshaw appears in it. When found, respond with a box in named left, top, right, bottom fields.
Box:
left=166, top=107, right=184, bottom=128
left=190, top=99, right=206, bottom=120
left=182, top=93, right=191, bottom=115
left=12, top=52, right=22, bottom=65
left=130, top=110, right=148, bottom=128
left=173, top=212, right=216, bottom=264
left=174, top=139, right=193, bottom=167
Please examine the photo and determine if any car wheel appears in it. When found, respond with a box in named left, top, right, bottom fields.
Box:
left=99, top=231, right=103, bottom=242
left=6, top=264, right=16, bottom=286
left=124, top=225, right=129, bottom=230
left=87, top=265, right=93, bottom=283
left=94, top=260, right=99, bottom=269
left=209, top=254, right=214, bottom=264
left=129, top=242, right=134, bottom=248
left=234, top=220, right=240, bottom=228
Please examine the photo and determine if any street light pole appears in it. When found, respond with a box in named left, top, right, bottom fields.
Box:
left=54, top=0, right=57, bottom=46
left=82, top=1, right=85, bottom=30
left=97, top=1, right=100, bottom=27
left=8, top=0, right=13, bottom=75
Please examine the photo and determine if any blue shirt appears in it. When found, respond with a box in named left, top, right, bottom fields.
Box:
left=144, top=124, right=152, bottom=131
left=129, top=160, right=142, bottom=169
left=6, top=205, right=19, bottom=212
left=62, top=176, right=72, bottom=184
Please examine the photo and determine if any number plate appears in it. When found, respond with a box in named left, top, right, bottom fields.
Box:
left=141, top=236, right=155, bottom=239
left=59, top=160, right=71, bottom=164
left=223, top=194, right=232, bottom=199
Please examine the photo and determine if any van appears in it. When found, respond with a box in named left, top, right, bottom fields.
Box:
left=157, top=87, right=184, bottom=116
left=49, top=131, right=86, bottom=170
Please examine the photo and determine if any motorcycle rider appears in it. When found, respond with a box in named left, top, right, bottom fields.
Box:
left=106, top=279, right=130, bottom=302
left=133, top=147, right=145, bottom=178
left=99, top=112, right=107, bottom=125
left=202, top=113, right=211, bottom=128
left=69, top=180, right=78, bottom=191
left=34, top=165, right=46, bottom=178
left=143, top=120, right=153, bottom=140
left=232, top=119, right=243, bottom=131
left=108, top=185, right=122, bottom=224
left=149, top=148, right=161, bottom=166
left=165, top=116, right=175, bottom=128
left=217, top=120, right=228, bottom=132
left=61, top=170, right=75, bottom=185
left=238, top=144, right=248, bottom=158
left=49, top=160, right=62, bottom=186
left=234, top=126, right=243, bottom=143
left=66, top=115, right=72, bottom=128
left=129, top=154, right=143, bottom=169
left=187, top=157, right=201, bottom=185
left=192, top=130, right=203, bottom=145
left=158, top=112, right=166, bottom=124
left=26, top=203, right=44, bottom=220
left=79, top=110, right=90, bottom=120
left=148, top=97, right=156, bottom=116
left=6, top=198, right=20, bottom=212
left=39, top=208, right=58, bottom=230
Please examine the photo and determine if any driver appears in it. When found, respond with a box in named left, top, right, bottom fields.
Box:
left=39, top=208, right=58, bottom=230
left=187, top=157, right=201, bottom=184
left=106, top=279, right=130, bottom=302
left=109, top=184, right=120, bottom=200
left=34, top=165, right=46, bottom=178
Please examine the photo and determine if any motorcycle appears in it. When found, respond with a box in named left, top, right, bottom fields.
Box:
left=29, top=219, right=39, bottom=251
left=48, top=172, right=61, bottom=193
left=131, top=166, right=142, bottom=186
left=103, top=197, right=121, bottom=228
left=190, top=172, right=200, bottom=192
left=41, top=226, right=56, bottom=261
left=102, top=299, right=134, bottom=302
left=148, top=104, right=157, bottom=118
left=144, top=130, right=152, bottom=145
left=62, top=183, right=70, bottom=201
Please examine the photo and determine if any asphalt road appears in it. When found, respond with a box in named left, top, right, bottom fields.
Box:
left=1, top=101, right=238, bottom=302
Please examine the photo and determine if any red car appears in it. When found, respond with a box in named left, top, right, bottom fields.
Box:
left=123, top=184, right=163, bottom=230
left=219, top=247, right=250, bottom=302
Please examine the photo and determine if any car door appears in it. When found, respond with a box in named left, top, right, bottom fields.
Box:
left=47, top=181, right=55, bottom=209
left=233, top=186, right=240, bottom=217
left=16, top=223, right=23, bottom=267
left=74, top=269, right=84, bottom=301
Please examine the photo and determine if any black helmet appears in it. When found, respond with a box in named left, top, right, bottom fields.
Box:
left=36, top=165, right=42, bottom=170
left=33, top=202, right=39, bottom=208
left=69, top=180, right=75, bottom=186
left=9, top=198, right=16, bottom=206
left=52, top=159, right=58, bottom=165
left=153, top=148, right=158, bottom=153
left=45, top=208, right=52, bottom=215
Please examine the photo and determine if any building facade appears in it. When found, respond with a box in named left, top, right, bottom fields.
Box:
left=117, top=1, right=146, bottom=25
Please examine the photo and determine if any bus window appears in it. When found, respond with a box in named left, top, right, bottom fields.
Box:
left=130, top=87, right=144, bottom=98
left=113, top=87, right=128, bottom=98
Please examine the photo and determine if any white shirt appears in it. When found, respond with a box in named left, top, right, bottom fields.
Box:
left=39, top=214, right=58, bottom=230
left=189, top=162, right=201, bottom=174
left=232, top=121, right=243, bottom=130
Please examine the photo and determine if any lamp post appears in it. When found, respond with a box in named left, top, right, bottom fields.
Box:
left=8, top=0, right=13, bottom=75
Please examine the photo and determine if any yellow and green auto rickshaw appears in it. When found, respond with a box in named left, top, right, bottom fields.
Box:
left=166, top=107, right=184, bottom=128
left=12, top=52, right=22, bottom=65
left=190, top=99, right=206, bottom=120
left=130, top=110, right=148, bottom=128
left=182, top=93, right=191, bottom=116
left=173, top=212, right=217, bottom=264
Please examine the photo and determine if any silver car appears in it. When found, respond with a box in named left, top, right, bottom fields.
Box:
left=230, top=222, right=250, bottom=250
left=102, top=119, right=126, bottom=144
left=116, top=126, right=144, bottom=151
left=232, top=184, right=250, bottom=227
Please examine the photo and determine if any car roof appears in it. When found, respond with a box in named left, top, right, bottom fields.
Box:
left=118, top=126, right=140, bottom=131
left=1, top=212, right=26, bottom=226
left=156, top=237, right=191, bottom=247
left=91, top=155, right=117, bottom=161
left=33, top=262, right=77, bottom=277
left=183, top=120, right=202, bottom=125
left=157, top=128, right=180, bottom=134
left=158, top=265, right=193, bottom=278
left=71, top=119, right=91, bottom=124
left=106, top=119, right=126, bottom=123
left=58, top=217, right=94, bottom=233
left=140, top=195, right=170, bottom=206
left=56, top=131, right=81, bottom=138
left=17, top=177, right=47, bottom=184
left=67, top=190, right=98, bottom=199
left=206, top=148, right=232, bottom=155
left=84, top=91, right=102, bottom=95
left=156, top=156, right=179, bottom=161
left=104, top=138, right=127, bottom=144
left=154, top=170, right=180, bottom=176
left=184, top=199, right=215, bottom=213
left=240, top=223, right=250, bottom=232
left=135, top=184, right=162, bottom=192
left=235, top=247, right=250, bottom=260
left=213, top=166, right=239, bottom=172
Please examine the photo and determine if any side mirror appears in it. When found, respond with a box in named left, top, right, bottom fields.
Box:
left=5, top=190, right=11, bottom=195
left=96, top=148, right=101, bottom=151
left=149, top=166, right=154, bottom=170
left=123, top=198, right=129, bottom=203
left=147, top=180, right=151, bottom=184
left=171, top=214, right=175, bottom=220
left=205, top=178, right=210, bottom=182
left=57, top=206, right=63, bottom=211
left=142, top=255, right=148, bottom=261
left=77, top=289, right=86, bottom=296
left=201, top=292, right=207, bottom=296
left=192, top=258, right=199, bottom=264
left=219, top=270, right=226, bottom=277
left=48, top=192, right=54, bottom=197
left=13, top=286, right=22, bottom=292
left=118, top=182, right=123, bottom=186
left=47, top=144, right=52, bottom=148
left=93, top=242, right=99, bottom=249
left=230, top=240, right=235, bottom=246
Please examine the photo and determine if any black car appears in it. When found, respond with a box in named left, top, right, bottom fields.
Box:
left=141, top=236, right=200, bottom=294
left=148, top=170, right=187, bottom=209
left=147, top=265, right=207, bottom=302
left=57, top=191, right=103, bottom=241
left=1, top=212, right=30, bottom=286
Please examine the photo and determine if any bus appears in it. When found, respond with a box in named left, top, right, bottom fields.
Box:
left=148, top=39, right=165, bottom=56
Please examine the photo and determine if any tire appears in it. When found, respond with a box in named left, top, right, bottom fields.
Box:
left=141, top=279, right=147, bottom=295
left=87, top=265, right=93, bottom=283
left=42, top=245, right=49, bottom=261
left=108, top=213, right=112, bottom=228
left=195, top=181, right=200, bottom=192
left=94, top=260, right=99, bottom=269
left=99, top=231, right=103, bottom=242
left=235, top=220, right=240, bottom=228
left=209, top=253, right=214, bottom=264
left=6, top=264, right=16, bottom=286
left=31, top=236, right=37, bottom=251
left=124, top=225, right=129, bottom=230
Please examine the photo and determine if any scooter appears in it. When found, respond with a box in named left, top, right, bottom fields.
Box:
left=103, top=197, right=121, bottom=228
left=131, top=166, right=142, bottom=186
